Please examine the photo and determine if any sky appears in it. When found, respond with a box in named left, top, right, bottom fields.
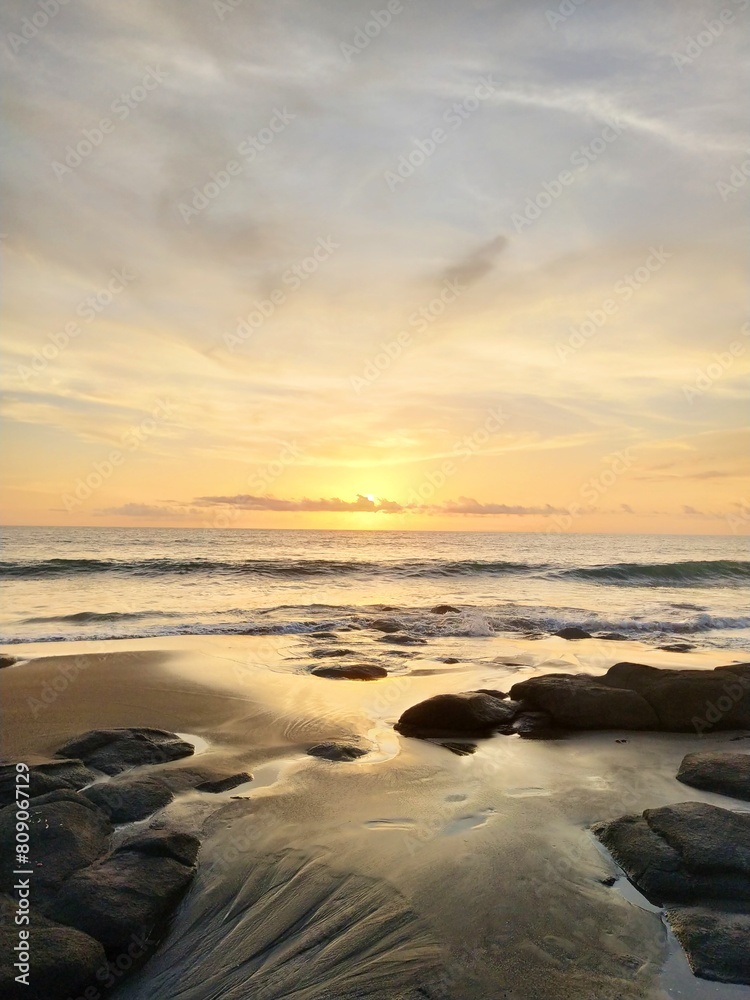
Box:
left=1, top=0, right=748, bottom=533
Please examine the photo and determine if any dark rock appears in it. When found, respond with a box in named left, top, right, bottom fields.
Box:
left=600, top=662, right=750, bottom=731
left=716, top=662, right=750, bottom=679
left=195, top=772, right=252, bottom=793
left=677, top=751, right=750, bottom=802
left=555, top=627, right=592, bottom=639
left=509, top=674, right=659, bottom=730
left=596, top=632, right=629, bottom=641
left=0, top=656, right=17, bottom=668
left=512, top=710, right=556, bottom=738
left=0, top=893, right=106, bottom=1000
left=474, top=688, right=508, bottom=700
left=307, top=742, right=368, bottom=762
left=431, top=605, right=460, bottom=614
left=311, top=663, right=388, bottom=680
left=658, top=642, right=694, bottom=652
left=666, top=906, right=750, bottom=985
left=593, top=801, right=750, bottom=905
left=55, top=728, right=195, bottom=776
left=369, top=619, right=403, bottom=633
left=310, top=631, right=338, bottom=639
left=309, top=647, right=356, bottom=658
left=442, top=657, right=460, bottom=664
left=600, top=875, right=617, bottom=887
left=82, top=777, right=174, bottom=823
left=117, top=828, right=201, bottom=867
left=0, top=758, right=98, bottom=809
left=0, top=790, right=112, bottom=905
left=439, top=742, right=477, bottom=756
left=377, top=634, right=427, bottom=645
left=395, top=691, right=519, bottom=738
left=48, top=846, right=197, bottom=953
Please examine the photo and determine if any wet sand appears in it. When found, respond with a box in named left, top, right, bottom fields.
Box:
left=2, top=634, right=749, bottom=1000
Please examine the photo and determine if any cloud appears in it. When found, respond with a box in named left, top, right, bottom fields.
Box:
left=98, top=503, right=184, bottom=518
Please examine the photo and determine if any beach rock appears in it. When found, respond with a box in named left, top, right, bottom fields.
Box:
left=431, top=605, right=460, bottom=614
left=442, top=657, right=460, bottom=664
left=440, top=742, right=477, bottom=756
left=82, top=776, right=174, bottom=823
left=311, top=663, right=388, bottom=680
left=554, top=627, right=592, bottom=639
left=512, top=710, right=556, bottom=738
left=310, top=631, right=338, bottom=639
left=395, top=691, right=519, bottom=738
left=0, top=758, right=98, bottom=808
left=309, top=647, right=356, bottom=658
left=0, top=656, right=17, bottom=668
left=600, top=662, right=750, bottom=731
left=509, top=674, right=659, bottom=730
left=369, top=619, right=403, bottom=633
left=666, top=906, right=750, bottom=985
left=593, top=801, right=750, bottom=905
left=196, top=772, right=252, bottom=793
left=658, top=642, right=694, bottom=652
left=307, top=742, right=368, bottom=762
left=55, top=728, right=195, bottom=776
left=475, top=688, right=508, bottom=700
left=48, top=839, right=198, bottom=953
left=117, top=828, right=201, bottom=866
left=677, top=751, right=750, bottom=802
left=596, top=632, right=629, bottom=641
left=0, top=790, right=112, bottom=904
left=377, top=634, right=427, bottom=645
left=0, top=893, right=106, bottom=1000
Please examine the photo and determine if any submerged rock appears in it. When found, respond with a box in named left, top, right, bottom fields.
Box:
left=0, top=655, right=18, bottom=668
left=430, top=604, right=460, bottom=614
left=395, top=691, right=519, bottom=738
left=309, top=647, right=356, bottom=658
left=377, top=634, right=427, bottom=645
left=55, top=728, right=195, bottom=776
left=82, top=776, right=174, bottom=823
left=677, top=751, right=750, bottom=802
left=369, top=618, right=403, bottom=633
left=311, top=663, right=388, bottom=680
left=307, top=742, right=369, bottom=762
left=0, top=893, right=106, bottom=1000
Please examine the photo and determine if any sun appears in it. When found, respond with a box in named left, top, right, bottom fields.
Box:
left=365, top=493, right=376, bottom=503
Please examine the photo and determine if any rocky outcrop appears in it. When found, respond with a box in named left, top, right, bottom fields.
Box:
left=48, top=837, right=198, bottom=953
left=307, top=742, right=369, bottom=761
left=509, top=674, right=659, bottom=730
left=0, top=894, right=106, bottom=1000
left=311, top=663, right=388, bottom=680
left=395, top=691, right=519, bottom=738
left=0, top=790, right=112, bottom=907
left=82, top=776, right=174, bottom=823
left=677, top=750, right=750, bottom=801
left=369, top=619, right=403, bottom=633
left=431, top=605, right=460, bottom=614
left=55, top=728, right=195, bottom=775
left=554, top=627, right=592, bottom=639
left=509, top=662, right=750, bottom=732
left=594, top=801, right=750, bottom=985
left=0, top=758, right=97, bottom=808
left=665, top=906, right=750, bottom=985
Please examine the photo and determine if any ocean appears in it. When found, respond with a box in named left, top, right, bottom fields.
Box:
left=1, top=527, right=748, bottom=650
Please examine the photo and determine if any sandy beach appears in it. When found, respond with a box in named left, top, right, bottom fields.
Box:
left=3, top=633, right=749, bottom=999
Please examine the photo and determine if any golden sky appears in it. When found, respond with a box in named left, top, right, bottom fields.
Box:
left=1, top=0, right=749, bottom=533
